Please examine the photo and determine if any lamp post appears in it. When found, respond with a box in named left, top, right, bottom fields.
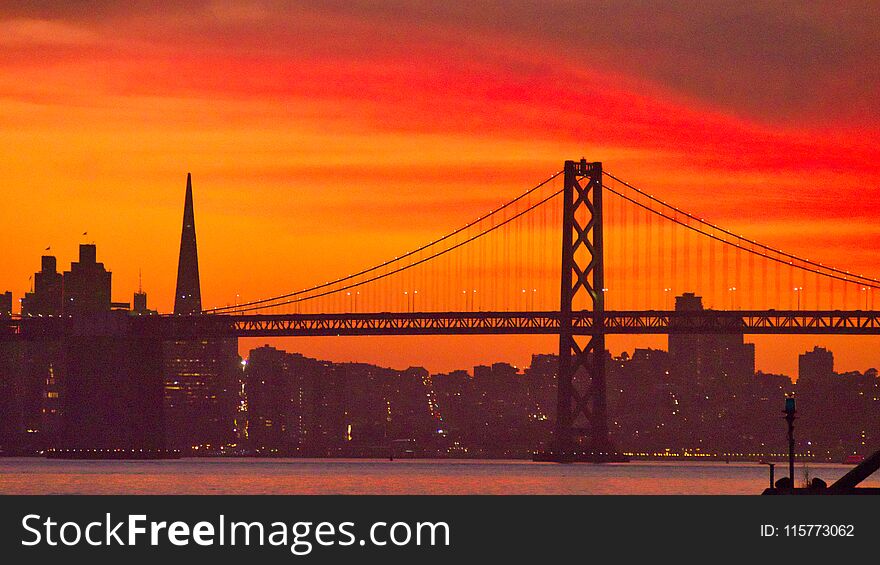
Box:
left=793, top=286, right=803, bottom=310
left=784, top=396, right=797, bottom=486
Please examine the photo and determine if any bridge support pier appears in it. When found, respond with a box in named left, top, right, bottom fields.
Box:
left=539, top=159, right=626, bottom=463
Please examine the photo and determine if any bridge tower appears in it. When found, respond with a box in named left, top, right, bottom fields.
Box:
left=550, top=159, right=622, bottom=462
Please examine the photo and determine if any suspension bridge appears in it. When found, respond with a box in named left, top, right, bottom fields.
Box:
left=6, top=159, right=880, bottom=461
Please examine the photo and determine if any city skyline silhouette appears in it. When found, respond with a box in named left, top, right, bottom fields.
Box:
left=5, top=167, right=880, bottom=380
left=4, top=156, right=880, bottom=462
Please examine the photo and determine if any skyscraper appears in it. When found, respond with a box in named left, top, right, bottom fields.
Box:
left=668, top=292, right=755, bottom=385
left=165, top=173, right=239, bottom=452
left=798, top=346, right=834, bottom=384
left=133, top=290, right=149, bottom=314
left=174, top=173, right=201, bottom=315
left=163, top=338, right=240, bottom=451
left=62, top=245, right=112, bottom=315
left=21, top=256, right=63, bottom=316
left=17, top=255, right=66, bottom=449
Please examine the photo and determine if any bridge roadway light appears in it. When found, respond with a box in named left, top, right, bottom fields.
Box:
left=793, top=286, right=803, bottom=310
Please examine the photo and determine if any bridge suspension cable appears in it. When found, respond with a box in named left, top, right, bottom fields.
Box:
left=603, top=171, right=880, bottom=289
left=603, top=183, right=880, bottom=291
left=204, top=170, right=562, bottom=313
left=204, top=164, right=879, bottom=315
left=209, top=172, right=563, bottom=314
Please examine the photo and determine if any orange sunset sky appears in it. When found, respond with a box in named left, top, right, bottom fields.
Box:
left=2, top=2, right=880, bottom=377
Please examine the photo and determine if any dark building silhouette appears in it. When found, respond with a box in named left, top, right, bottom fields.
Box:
left=174, top=173, right=201, bottom=315
left=8, top=257, right=67, bottom=450
left=133, top=290, right=149, bottom=314
left=245, top=346, right=441, bottom=456
left=245, top=345, right=339, bottom=454
left=431, top=361, right=544, bottom=456
left=21, top=256, right=62, bottom=316
left=131, top=273, right=156, bottom=315
left=607, top=348, right=676, bottom=451
left=388, top=366, right=440, bottom=448
left=665, top=293, right=757, bottom=451
left=163, top=338, right=240, bottom=451
left=431, top=369, right=473, bottom=452
left=470, top=362, right=531, bottom=453
left=54, top=246, right=166, bottom=453
left=164, top=173, right=240, bottom=452
left=524, top=354, right=556, bottom=413
left=62, top=245, right=111, bottom=315
left=799, top=346, right=834, bottom=383
left=0, top=339, right=26, bottom=452
left=334, top=362, right=438, bottom=455
left=669, top=293, right=755, bottom=384
left=59, top=313, right=166, bottom=452
left=4, top=245, right=168, bottom=454
left=245, top=346, right=299, bottom=453
left=0, top=291, right=11, bottom=316
left=793, top=346, right=862, bottom=459
left=16, top=340, right=63, bottom=450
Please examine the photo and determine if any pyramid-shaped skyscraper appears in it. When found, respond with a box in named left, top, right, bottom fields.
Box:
left=173, top=173, right=202, bottom=314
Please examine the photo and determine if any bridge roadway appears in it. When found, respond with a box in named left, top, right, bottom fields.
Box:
left=5, top=310, right=880, bottom=339
left=220, top=310, right=880, bottom=336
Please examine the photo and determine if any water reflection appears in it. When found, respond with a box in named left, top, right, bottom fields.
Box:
left=1, top=458, right=877, bottom=495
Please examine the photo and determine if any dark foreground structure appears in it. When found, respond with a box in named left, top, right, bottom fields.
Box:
left=763, top=448, right=880, bottom=494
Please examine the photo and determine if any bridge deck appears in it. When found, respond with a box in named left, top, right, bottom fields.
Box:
left=225, top=310, right=880, bottom=337
left=5, top=310, right=880, bottom=339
